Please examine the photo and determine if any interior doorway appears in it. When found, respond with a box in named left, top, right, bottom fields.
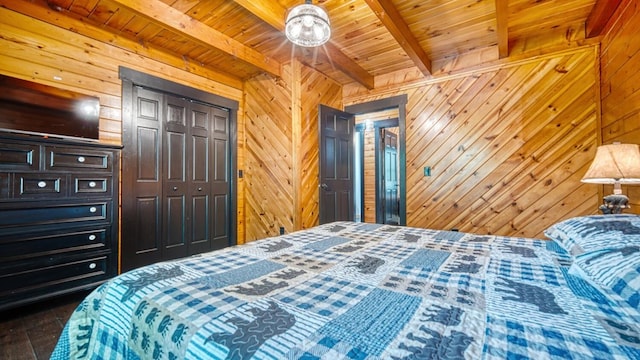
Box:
left=347, top=95, right=407, bottom=225
left=354, top=117, right=400, bottom=225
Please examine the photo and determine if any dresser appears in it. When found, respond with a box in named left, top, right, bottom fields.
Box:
left=0, top=133, right=120, bottom=311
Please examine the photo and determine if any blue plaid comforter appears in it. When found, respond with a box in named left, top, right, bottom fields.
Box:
left=52, top=222, right=640, bottom=359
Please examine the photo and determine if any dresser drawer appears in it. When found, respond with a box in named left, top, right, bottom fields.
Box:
left=0, top=201, right=110, bottom=230
left=0, top=255, right=111, bottom=306
left=45, top=146, right=112, bottom=171
left=72, top=176, right=111, bottom=196
left=13, top=173, right=67, bottom=198
left=1, top=227, right=110, bottom=263
left=0, top=142, right=39, bottom=171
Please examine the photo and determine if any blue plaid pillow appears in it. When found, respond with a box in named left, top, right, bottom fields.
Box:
left=571, top=247, right=640, bottom=310
left=544, top=214, right=640, bottom=256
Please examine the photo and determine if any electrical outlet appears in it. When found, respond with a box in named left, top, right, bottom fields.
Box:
left=279, top=227, right=285, bottom=235
left=424, top=166, right=431, bottom=176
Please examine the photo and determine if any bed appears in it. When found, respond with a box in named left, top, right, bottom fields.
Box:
left=51, top=216, right=640, bottom=359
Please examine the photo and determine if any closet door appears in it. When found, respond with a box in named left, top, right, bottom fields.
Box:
left=122, top=87, right=231, bottom=271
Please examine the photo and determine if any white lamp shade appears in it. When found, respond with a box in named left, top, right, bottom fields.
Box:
left=581, top=143, right=640, bottom=184
left=285, top=1, right=330, bottom=47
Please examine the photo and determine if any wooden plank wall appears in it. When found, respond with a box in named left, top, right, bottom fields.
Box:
left=600, top=0, right=640, bottom=213
left=243, top=61, right=342, bottom=241
left=0, top=5, right=247, bottom=243
left=244, top=66, right=295, bottom=241
left=345, top=47, right=600, bottom=238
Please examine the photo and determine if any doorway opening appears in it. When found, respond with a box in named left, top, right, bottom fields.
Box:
left=347, top=95, right=407, bottom=226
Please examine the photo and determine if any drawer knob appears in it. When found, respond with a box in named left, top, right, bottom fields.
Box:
left=77, top=156, right=86, bottom=163
left=88, top=263, right=96, bottom=269
left=173, top=186, right=178, bottom=191
left=89, top=234, right=97, bottom=241
left=89, top=181, right=97, bottom=188
left=89, top=206, right=97, bottom=213
left=37, top=181, right=47, bottom=188
left=198, top=187, right=202, bottom=191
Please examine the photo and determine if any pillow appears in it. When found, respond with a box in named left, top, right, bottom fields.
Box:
left=571, top=247, right=640, bottom=310
left=544, top=214, right=640, bottom=256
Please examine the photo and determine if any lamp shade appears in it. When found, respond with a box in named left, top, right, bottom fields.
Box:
left=285, top=0, right=330, bottom=47
left=581, top=143, right=640, bottom=184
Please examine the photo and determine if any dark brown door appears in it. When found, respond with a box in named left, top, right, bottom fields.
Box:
left=319, top=105, right=355, bottom=224
left=121, top=87, right=231, bottom=271
left=381, top=129, right=400, bottom=225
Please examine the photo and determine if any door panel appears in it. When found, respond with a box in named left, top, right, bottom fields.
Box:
left=163, top=96, right=189, bottom=259
left=134, top=197, right=160, bottom=253
left=188, top=102, right=212, bottom=255
left=213, top=194, right=228, bottom=242
left=165, top=195, right=186, bottom=249
left=319, top=105, right=354, bottom=224
left=211, top=108, right=230, bottom=250
left=137, top=127, right=159, bottom=181
left=192, top=194, right=209, bottom=245
left=122, top=88, right=164, bottom=269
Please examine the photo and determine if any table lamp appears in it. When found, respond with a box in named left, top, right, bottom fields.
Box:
left=581, top=143, right=640, bottom=214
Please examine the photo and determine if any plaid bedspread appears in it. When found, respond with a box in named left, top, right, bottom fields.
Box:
left=51, top=222, right=640, bottom=359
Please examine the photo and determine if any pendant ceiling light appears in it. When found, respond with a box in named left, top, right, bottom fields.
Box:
left=285, top=0, right=331, bottom=47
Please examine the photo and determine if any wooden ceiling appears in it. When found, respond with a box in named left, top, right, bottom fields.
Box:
left=23, top=0, right=618, bottom=89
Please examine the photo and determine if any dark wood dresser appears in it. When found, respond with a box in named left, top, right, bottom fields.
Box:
left=0, top=133, right=120, bottom=311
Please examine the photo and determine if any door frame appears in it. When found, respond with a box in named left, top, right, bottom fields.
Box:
left=346, top=94, right=407, bottom=226
left=119, top=67, right=238, bottom=270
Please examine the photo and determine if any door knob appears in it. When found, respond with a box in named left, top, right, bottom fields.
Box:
left=321, top=183, right=329, bottom=191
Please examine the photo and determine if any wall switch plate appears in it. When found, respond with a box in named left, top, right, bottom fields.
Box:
left=424, top=166, right=431, bottom=176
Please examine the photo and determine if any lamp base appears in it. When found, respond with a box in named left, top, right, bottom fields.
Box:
left=599, top=194, right=630, bottom=214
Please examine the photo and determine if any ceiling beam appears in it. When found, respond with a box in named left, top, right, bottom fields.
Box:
left=495, top=0, right=509, bottom=58
left=585, top=0, right=622, bottom=38
left=363, top=0, right=432, bottom=76
left=108, top=0, right=282, bottom=78
left=232, top=0, right=375, bottom=89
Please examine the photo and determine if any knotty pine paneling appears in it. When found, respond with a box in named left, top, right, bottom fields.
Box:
left=244, top=66, right=295, bottom=241
left=243, top=61, right=342, bottom=240
left=345, top=47, right=600, bottom=238
left=600, top=0, right=640, bottom=214
left=0, top=6, right=246, bottom=244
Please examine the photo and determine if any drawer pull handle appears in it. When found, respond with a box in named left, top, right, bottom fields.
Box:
left=89, top=207, right=97, bottom=213
left=89, top=263, right=96, bottom=269
left=89, top=181, right=97, bottom=188
left=37, top=181, right=47, bottom=188
left=77, top=156, right=86, bottom=163
left=89, top=234, right=97, bottom=241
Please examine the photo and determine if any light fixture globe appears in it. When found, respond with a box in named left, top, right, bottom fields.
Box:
left=285, top=0, right=330, bottom=47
